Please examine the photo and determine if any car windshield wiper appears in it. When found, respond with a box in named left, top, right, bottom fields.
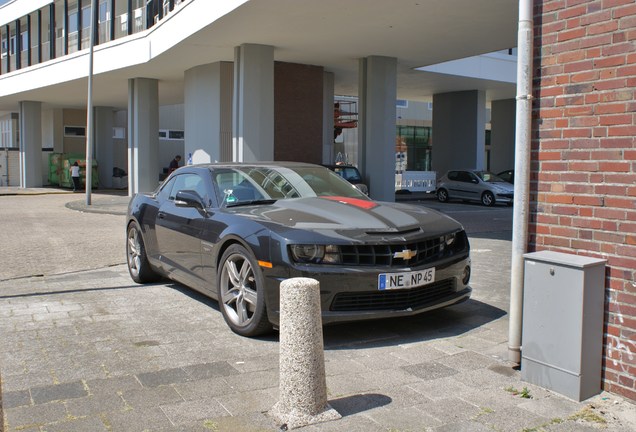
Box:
left=225, top=199, right=278, bottom=208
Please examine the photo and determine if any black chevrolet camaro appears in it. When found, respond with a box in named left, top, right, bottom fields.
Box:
left=126, top=162, right=471, bottom=337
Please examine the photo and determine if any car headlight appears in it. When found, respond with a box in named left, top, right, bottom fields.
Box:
left=290, top=245, right=341, bottom=264
left=439, top=233, right=456, bottom=252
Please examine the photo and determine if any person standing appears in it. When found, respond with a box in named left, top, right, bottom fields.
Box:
left=70, top=161, right=81, bottom=192
left=169, top=155, right=181, bottom=173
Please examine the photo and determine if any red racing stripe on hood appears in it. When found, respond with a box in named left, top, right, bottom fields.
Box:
left=321, top=196, right=378, bottom=209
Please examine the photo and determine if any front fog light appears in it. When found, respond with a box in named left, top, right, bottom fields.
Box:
left=462, top=265, right=471, bottom=285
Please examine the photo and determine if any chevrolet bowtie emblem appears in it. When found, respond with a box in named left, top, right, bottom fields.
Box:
left=394, top=249, right=417, bottom=260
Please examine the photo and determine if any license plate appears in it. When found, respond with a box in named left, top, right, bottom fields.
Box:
left=378, top=268, right=435, bottom=290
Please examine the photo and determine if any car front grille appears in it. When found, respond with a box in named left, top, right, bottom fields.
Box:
left=330, top=278, right=456, bottom=312
left=338, top=235, right=460, bottom=268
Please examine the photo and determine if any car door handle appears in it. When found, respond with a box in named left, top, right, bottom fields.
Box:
left=158, top=212, right=166, bottom=219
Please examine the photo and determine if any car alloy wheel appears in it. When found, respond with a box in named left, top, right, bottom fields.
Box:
left=481, top=191, right=495, bottom=207
left=218, top=244, right=271, bottom=337
left=437, top=188, right=449, bottom=203
left=126, top=222, right=160, bottom=283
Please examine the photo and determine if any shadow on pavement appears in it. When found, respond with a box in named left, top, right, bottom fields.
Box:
left=169, top=280, right=505, bottom=349
left=322, top=299, right=505, bottom=350
left=330, top=393, right=392, bottom=416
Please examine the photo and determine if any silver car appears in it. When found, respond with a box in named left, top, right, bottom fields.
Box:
left=436, top=170, right=514, bottom=206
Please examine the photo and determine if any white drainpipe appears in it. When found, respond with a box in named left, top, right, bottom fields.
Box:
left=508, top=0, right=534, bottom=365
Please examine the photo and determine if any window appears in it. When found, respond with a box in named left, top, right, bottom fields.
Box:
left=81, top=3, right=92, bottom=49
left=168, top=130, right=184, bottom=140
left=98, top=0, right=111, bottom=43
left=41, top=6, right=51, bottom=62
left=169, top=174, right=206, bottom=201
left=64, top=126, right=86, bottom=137
left=396, top=125, right=432, bottom=171
left=82, top=5, right=92, bottom=30
left=159, top=129, right=184, bottom=140
left=67, top=0, right=80, bottom=53
left=30, top=12, right=39, bottom=65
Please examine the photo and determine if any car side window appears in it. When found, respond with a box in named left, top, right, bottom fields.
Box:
left=456, top=171, right=472, bottom=183
left=156, top=177, right=175, bottom=201
left=447, top=171, right=458, bottom=181
left=168, top=173, right=207, bottom=202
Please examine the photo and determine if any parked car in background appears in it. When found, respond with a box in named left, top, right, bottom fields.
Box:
left=323, top=164, right=369, bottom=195
left=496, top=169, right=515, bottom=184
left=127, top=162, right=472, bottom=337
left=436, top=169, right=514, bottom=206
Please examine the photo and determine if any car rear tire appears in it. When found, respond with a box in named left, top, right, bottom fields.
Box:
left=481, top=191, right=495, bottom=207
left=126, top=222, right=161, bottom=283
left=437, top=188, right=449, bottom=203
left=217, top=244, right=272, bottom=337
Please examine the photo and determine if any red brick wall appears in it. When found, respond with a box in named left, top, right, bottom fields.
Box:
left=274, top=62, right=324, bottom=163
left=533, top=0, right=636, bottom=400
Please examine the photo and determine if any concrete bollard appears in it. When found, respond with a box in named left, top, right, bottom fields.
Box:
left=269, top=277, right=341, bottom=429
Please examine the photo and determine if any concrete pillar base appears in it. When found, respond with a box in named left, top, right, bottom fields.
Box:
left=270, top=401, right=341, bottom=430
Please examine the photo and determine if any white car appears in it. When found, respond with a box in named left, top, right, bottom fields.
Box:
left=436, top=170, right=514, bottom=206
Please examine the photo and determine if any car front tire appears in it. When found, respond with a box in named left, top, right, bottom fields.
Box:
left=437, top=188, right=449, bottom=203
left=481, top=191, right=495, bottom=207
left=126, top=222, right=161, bottom=283
left=217, top=244, right=272, bottom=337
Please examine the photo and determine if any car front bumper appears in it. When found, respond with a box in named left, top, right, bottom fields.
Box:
left=262, top=256, right=471, bottom=326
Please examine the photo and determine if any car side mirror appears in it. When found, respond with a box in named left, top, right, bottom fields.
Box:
left=472, top=179, right=479, bottom=184
left=175, top=190, right=205, bottom=210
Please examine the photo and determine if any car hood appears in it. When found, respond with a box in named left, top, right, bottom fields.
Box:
left=225, top=196, right=462, bottom=236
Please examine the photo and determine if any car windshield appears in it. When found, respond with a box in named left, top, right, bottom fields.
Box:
left=475, top=171, right=506, bottom=183
left=213, top=165, right=369, bottom=206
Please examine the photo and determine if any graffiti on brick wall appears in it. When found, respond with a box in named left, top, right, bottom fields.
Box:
left=607, top=305, right=635, bottom=374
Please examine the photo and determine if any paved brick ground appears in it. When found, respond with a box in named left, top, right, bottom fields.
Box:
left=1, top=191, right=635, bottom=432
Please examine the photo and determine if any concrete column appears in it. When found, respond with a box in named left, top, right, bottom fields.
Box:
left=19, top=101, right=43, bottom=187
left=432, top=90, right=487, bottom=175
left=95, top=107, right=114, bottom=189
left=490, top=98, right=516, bottom=173
left=128, top=78, right=159, bottom=195
left=322, top=71, right=335, bottom=164
left=358, top=56, right=397, bottom=202
left=233, top=44, right=274, bottom=162
left=185, top=62, right=234, bottom=164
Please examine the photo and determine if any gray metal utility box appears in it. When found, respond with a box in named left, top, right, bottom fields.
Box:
left=521, top=251, right=606, bottom=402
